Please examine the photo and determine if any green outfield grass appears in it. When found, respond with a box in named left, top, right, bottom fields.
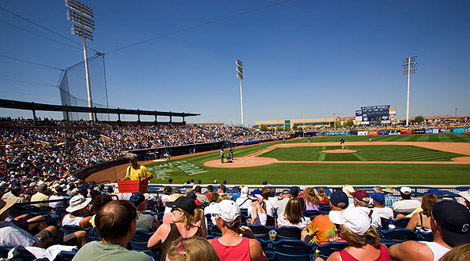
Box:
left=288, top=133, right=470, bottom=143
left=260, top=145, right=464, bottom=161
left=145, top=133, right=470, bottom=185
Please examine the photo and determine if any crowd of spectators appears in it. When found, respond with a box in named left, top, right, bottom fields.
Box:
left=0, top=118, right=290, bottom=181
left=0, top=181, right=469, bottom=260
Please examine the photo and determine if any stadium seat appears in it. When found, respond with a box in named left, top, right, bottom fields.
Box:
left=303, top=210, right=320, bottom=218
left=276, top=226, right=303, bottom=240
left=248, top=225, right=272, bottom=240
left=379, top=228, right=416, bottom=243
left=272, top=239, right=313, bottom=261
left=129, top=229, right=160, bottom=259
left=380, top=217, right=410, bottom=229
left=318, top=203, right=331, bottom=214
left=314, top=241, right=348, bottom=259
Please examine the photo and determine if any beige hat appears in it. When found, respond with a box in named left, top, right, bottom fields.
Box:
left=66, top=195, right=92, bottom=213
left=342, top=185, right=355, bottom=197
left=382, top=186, right=395, bottom=194
left=0, top=199, right=18, bottom=216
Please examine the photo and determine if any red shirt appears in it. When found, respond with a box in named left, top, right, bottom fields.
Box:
left=211, top=237, right=251, bottom=261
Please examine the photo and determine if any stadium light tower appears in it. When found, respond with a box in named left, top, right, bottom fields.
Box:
left=236, top=59, right=244, bottom=126
left=402, top=56, right=417, bottom=126
left=65, top=0, right=95, bottom=121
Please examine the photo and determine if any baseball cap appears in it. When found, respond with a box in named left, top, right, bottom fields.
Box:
left=382, top=186, right=395, bottom=194
left=329, top=207, right=371, bottom=236
left=187, top=191, right=197, bottom=200
left=166, top=196, right=197, bottom=214
left=352, top=190, right=370, bottom=202
left=281, top=189, right=290, bottom=195
left=400, top=186, right=412, bottom=194
left=248, top=194, right=263, bottom=203
left=129, top=192, right=146, bottom=207
left=251, top=189, right=262, bottom=196
left=371, top=193, right=385, bottom=204
left=330, top=191, right=349, bottom=207
left=213, top=200, right=241, bottom=223
left=432, top=200, right=470, bottom=247
left=290, top=186, right=300, bottom=197
left=240, top=186, right=249, bottom=195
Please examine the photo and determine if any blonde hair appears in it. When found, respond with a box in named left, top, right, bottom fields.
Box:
left=166, top=237, right=220, bottom=261
left=175, top=208, right=203, bottom=230
left=284, top=197, right=304, bottom=225
left=317, top=188, right=329, bottom=203
left=439, top=243, right=470, bottom=261
left=208, top=192, right=220, bottom=203
left=340, top=225, right=380, bottom=248
left=304, top=187, right=320, bottom=206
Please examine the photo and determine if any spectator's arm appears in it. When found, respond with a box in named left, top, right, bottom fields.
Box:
left=389, top=241, right=428, bottom=260
left=249, top=239, right=267, bottom=261
left=405, top=212, right=419, bottom=231
left=79, top=216, right=93, bottom=228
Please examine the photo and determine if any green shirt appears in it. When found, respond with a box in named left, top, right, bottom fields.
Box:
left=72, top=241, right=153, bottom=261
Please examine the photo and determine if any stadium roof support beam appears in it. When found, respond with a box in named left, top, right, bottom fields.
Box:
left=0, top=98, right=200, bottom=123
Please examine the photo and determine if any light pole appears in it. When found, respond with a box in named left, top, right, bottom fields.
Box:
left=66, top=0, right=95, bottom=121
left=402, top=56, right=417, bottom=126
left=236, top=59, right=244, bottom=126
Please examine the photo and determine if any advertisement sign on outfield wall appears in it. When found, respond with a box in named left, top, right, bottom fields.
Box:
left=368, top=131, right=379, bottom=135
left=358, top=131, right=368, bottom=136
left=433, top=129, right=439, bottom=134
left=379, top=130, right=390, bottom=135
left=425, top=129, right=434, bottom=134
left=389, top=130, right=401, bottom=135
left=440, top=129, right=452, bottom=133
left=412, top=129, right=425, bottom=134
left=453, top=128, right=465, bottom=133
left=401, top=130, right=413, bottom=134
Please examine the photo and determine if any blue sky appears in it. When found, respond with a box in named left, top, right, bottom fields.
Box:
left=0, top=0, right=469, bottom=126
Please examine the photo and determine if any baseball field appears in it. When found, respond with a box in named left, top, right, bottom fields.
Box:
left=88, top=133, right=470, bottom=185
left=139, top=133, right=470, bottom=185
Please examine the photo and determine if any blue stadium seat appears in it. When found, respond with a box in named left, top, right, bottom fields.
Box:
left=314, top=241, right=348, bottom=259
left=379, top=228, right=416, bottom=243
left=276, top=226, right=303, bottom=240
left=129, top=229, right=160, bottom=259
left=272, top=239, right=313, bottom=261
left=248, top=225, right=272, bottom=240
left=303, top=210, right=320, bottom=218
left=380, top=217, right=410, bottom=229
left=415, top=231, right=433, bottom=242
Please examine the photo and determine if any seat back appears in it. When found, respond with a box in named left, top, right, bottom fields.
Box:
left=248, top=225, right=271, bottom=240
left=276, top=226, right=302, bottom=240
left=315, top=241, right=348, bottom=259
left=273, top=239, right=312, bottom=261
left=379, top=228, right=416, bottom=243
left=129, top=229, right=159, bottom=259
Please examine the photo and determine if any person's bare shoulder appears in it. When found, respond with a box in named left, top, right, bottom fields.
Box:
left=389, top=241, right=432, bottom=261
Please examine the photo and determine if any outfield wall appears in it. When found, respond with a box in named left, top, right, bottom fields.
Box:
left=299, top=127, right=470, bottom=137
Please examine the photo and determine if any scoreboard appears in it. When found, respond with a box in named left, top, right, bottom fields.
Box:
left=358, top=105, right=391, bottom=124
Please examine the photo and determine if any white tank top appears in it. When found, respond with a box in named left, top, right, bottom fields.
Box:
left=62, top=214, right=83, bottom=226
left=420, top=241, right=451, bottom=261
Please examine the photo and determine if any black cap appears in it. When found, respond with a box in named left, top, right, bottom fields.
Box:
left=263, top=181, right=268, bottom=185
left=330, top=191, right=349, bottom=207
left=290, top=186, right=300, bottom=197
left=166, top=196, right=197, bottom=214
left=432, top=200, right=470, bottom=247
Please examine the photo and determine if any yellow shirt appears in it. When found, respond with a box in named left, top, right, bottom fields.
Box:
left=125, top=165, right=151, bottom=180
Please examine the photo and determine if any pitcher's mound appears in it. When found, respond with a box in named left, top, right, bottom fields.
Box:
left=204, top=157, right=278, bottom=168
left=323, top=149, right=357, bottom=153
